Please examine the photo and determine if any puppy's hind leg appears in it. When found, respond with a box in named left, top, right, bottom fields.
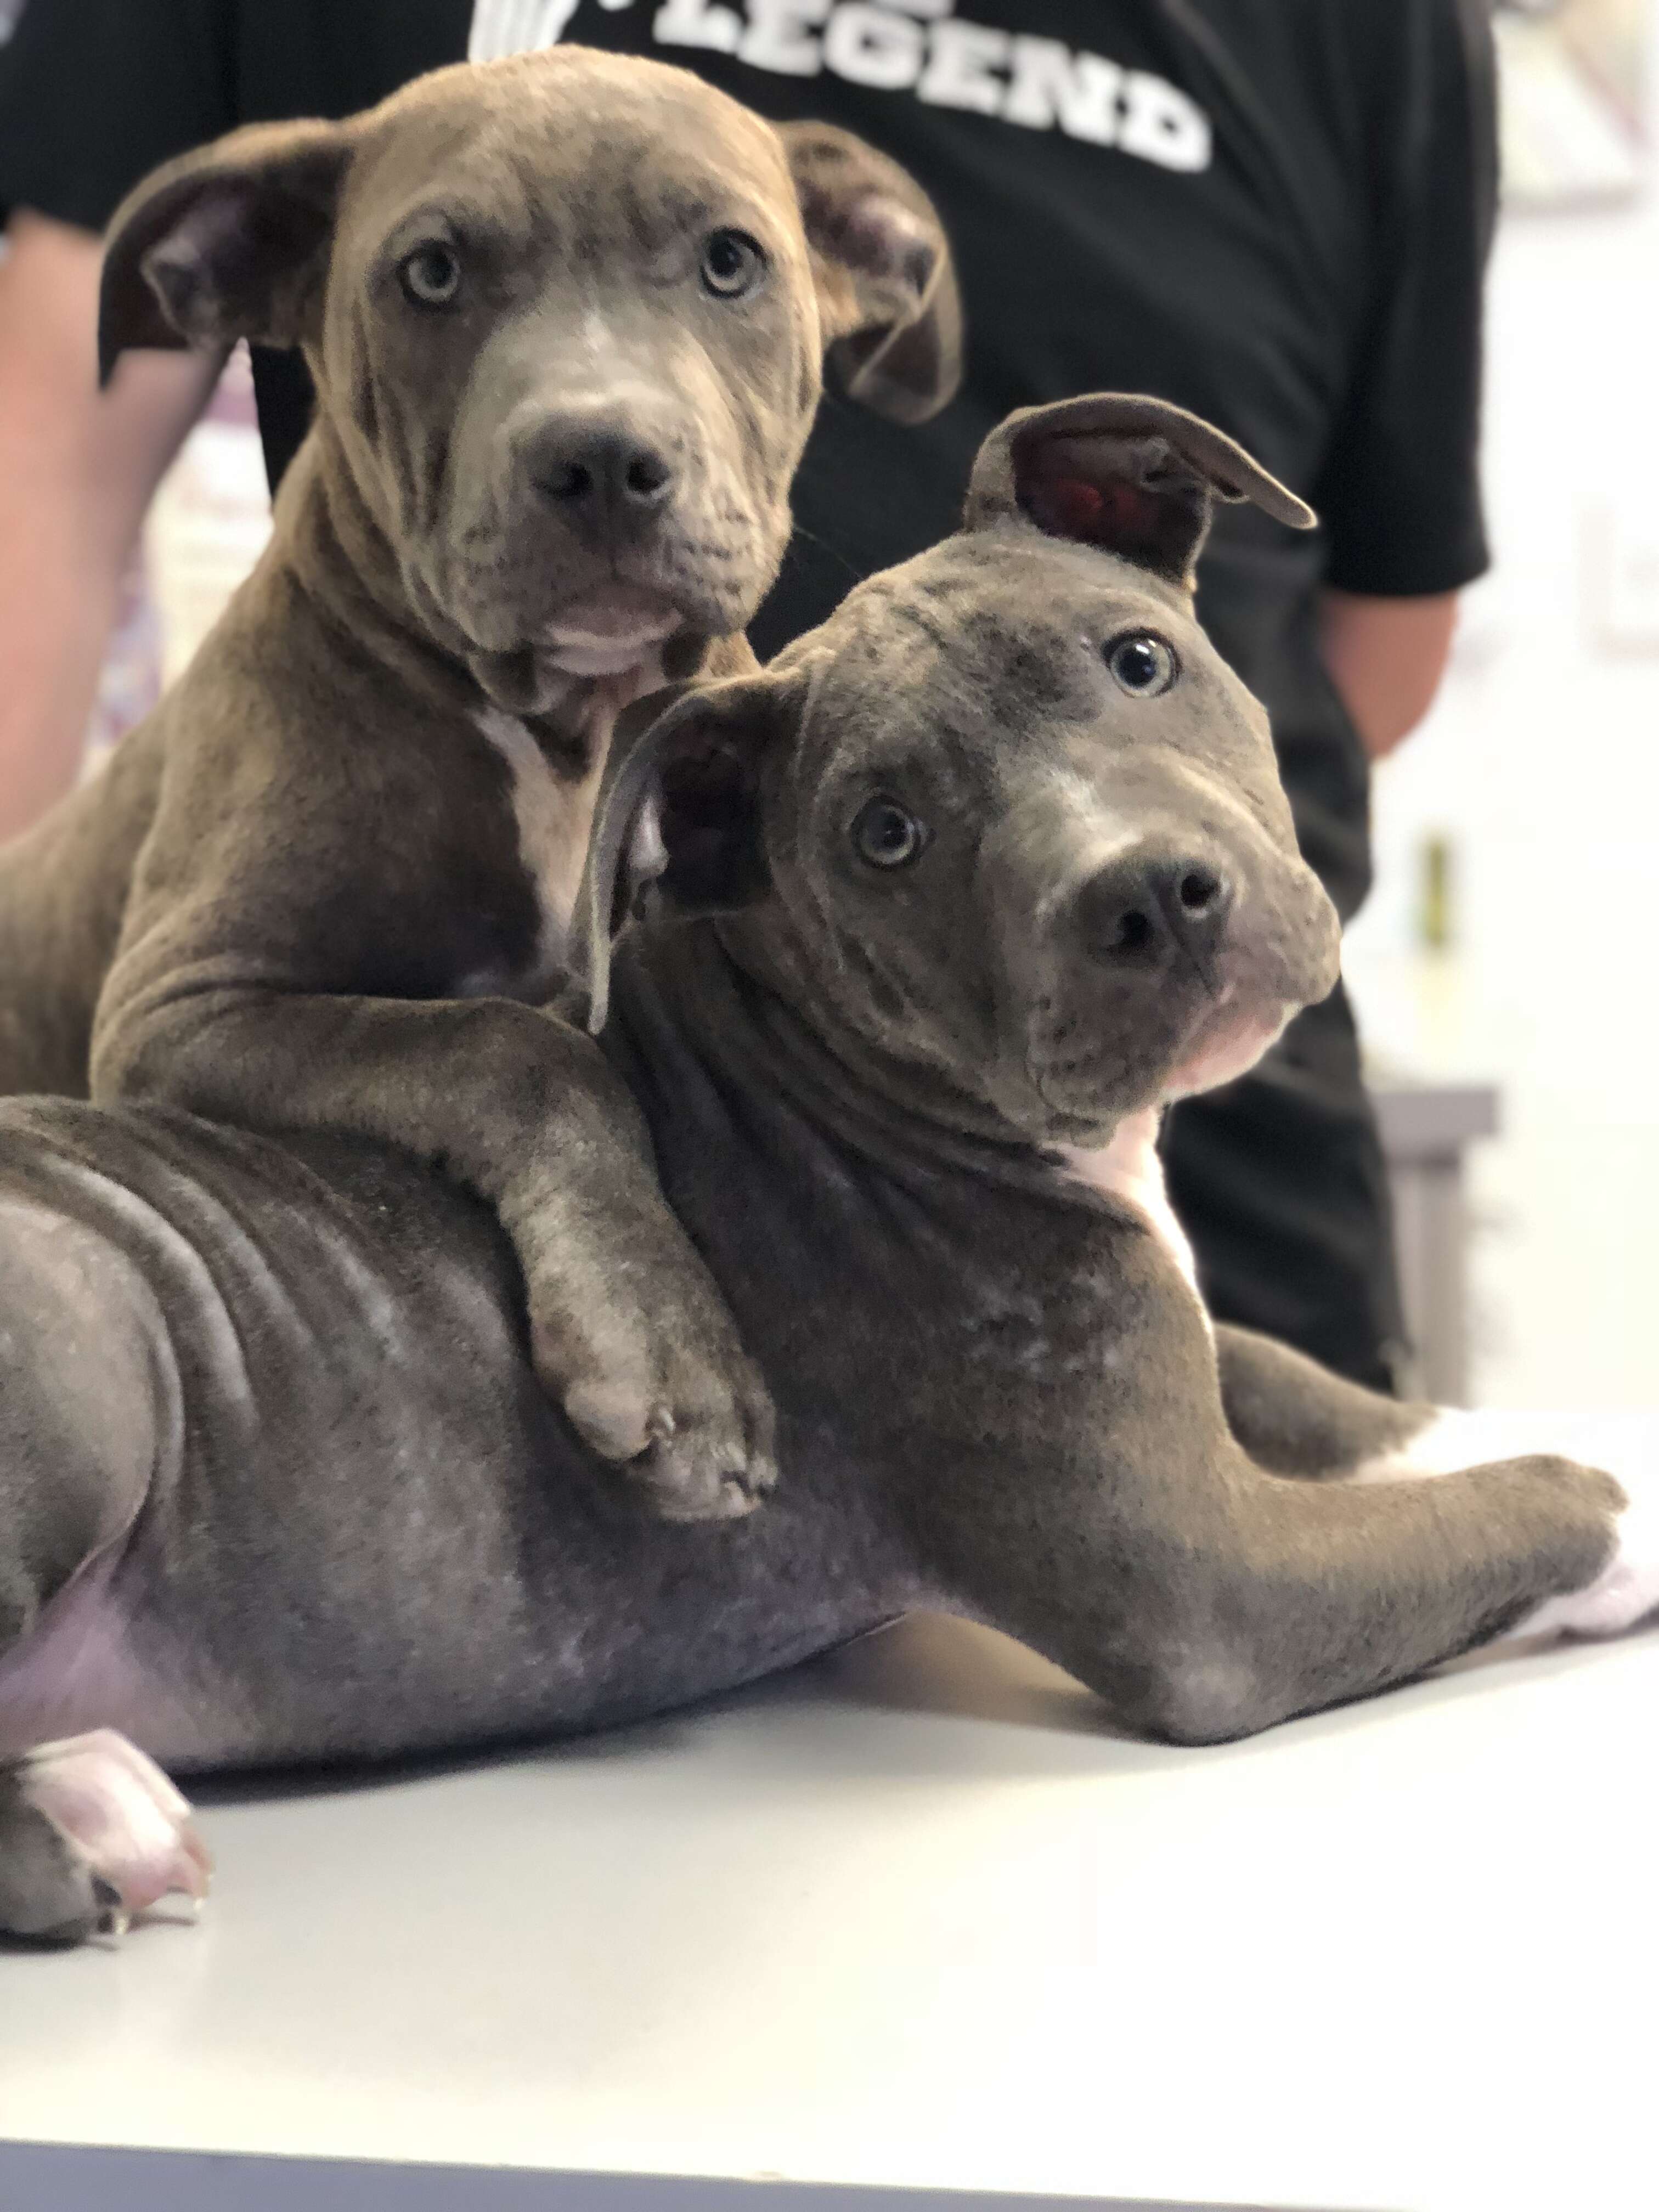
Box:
left=1, top=1733, right=211, bottom=1943
left=0, top=1182, right=210, bottom=1942
left=0, top=1189, right=161, bottom=1655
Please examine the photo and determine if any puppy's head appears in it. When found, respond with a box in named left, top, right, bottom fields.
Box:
left=98, top=48, right=960, bottom=712
left=577, top=393, right=1341, bottom=1148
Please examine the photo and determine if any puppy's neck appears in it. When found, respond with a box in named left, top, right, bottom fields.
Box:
left=627, top=920, right=1209, bottom=1310
left=653, top=913, right=1116, bottom=1181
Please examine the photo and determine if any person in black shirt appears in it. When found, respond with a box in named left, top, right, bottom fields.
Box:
left=0, top=0, right=1498, bottom=1389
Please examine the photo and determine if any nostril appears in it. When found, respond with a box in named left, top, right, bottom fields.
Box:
left=628, top=451, right=672, bottom=500
left=1116, top=909, right=1154, bottom=953
left=623, top=450, right=673, bottom=503
left=1179, top=868, right=1222, bottom=913
left=532, top=433, right=675, bottom=511
left=544, top=460, right=592, bottom=503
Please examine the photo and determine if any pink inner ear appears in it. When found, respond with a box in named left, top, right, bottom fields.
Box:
left=1036, top=475, right=1161, bottom=549
left=1047, top=478, right=1105, bottom=537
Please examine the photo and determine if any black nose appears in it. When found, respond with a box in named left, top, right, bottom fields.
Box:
left=1075, top=850, right=1235, bottom=983
left=525, top=411, right=678, bottom=539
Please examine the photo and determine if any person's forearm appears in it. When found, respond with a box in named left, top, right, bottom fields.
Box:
left=0, top=212, right=219, bottom=842
left=1317, top=587, right=1460, bottom=764
left=0, top=417, right=125, bottom=837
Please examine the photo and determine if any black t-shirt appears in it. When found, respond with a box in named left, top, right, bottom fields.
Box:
left=0, top=0, right=1497, bottom=921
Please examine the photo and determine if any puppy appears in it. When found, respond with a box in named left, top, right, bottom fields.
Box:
left=0, top=47, right=960, bottom=1517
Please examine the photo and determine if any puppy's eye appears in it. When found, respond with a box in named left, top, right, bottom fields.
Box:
left=1105, top=633, right=1177, bottom=697
left=700, top=228, right=766, bottom=300
left=399, top=242, right=461, bottom=308
left=853, top=796, right=926, bottom=871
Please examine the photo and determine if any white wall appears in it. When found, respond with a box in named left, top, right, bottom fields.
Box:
left=1345, top=50, right=1659, bottom=1404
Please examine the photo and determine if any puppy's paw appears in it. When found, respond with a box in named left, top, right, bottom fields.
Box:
left=1379, top=1409, right=1659, bottom=1644
left=0, top=1729, right=211, bottom=1944
left=533, top=1267, right=777, bottom=1523
left=1514, top=1467, right=1659, bottom=1642
left=564, top=1348, right=778, bottom=1522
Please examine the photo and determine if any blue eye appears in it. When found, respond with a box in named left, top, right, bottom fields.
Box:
left=1107, top=633, right=1177, bottom=696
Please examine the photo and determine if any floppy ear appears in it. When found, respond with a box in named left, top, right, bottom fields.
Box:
left=99, top=118, right=354, bottom=386
left=963, top=392, right=1316, bottom=590
left=777, top=121, right=962, bottom=427
left=572, top=673, right=803, bottom=1034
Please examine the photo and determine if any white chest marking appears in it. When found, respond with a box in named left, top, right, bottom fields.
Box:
left=1054, top=1110, right=1204, bottom=1305
left=469, top=707, right=606, bottom=998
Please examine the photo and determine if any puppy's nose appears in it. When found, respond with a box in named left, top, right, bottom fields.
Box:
left=1075, top=849, right=1235, bottom=986
left=525, top=410, right=678, bottom=539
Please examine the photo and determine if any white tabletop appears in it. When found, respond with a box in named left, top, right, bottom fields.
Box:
left=3, top=1613, right=1655, bottom=2212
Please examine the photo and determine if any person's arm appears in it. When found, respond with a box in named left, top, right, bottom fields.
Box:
left=0, top=211, right=219, bottom=840
left=1312, top=0, right=1497, bottom=770
left=1317, top=586, right=1459, bottom=763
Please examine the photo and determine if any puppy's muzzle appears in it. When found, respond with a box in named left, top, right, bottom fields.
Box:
left=993, top=802, right=1339, bottom=1129
left=1074, top=842, right=1234, bottom=993
left=520, top=398, right=685, bottom=554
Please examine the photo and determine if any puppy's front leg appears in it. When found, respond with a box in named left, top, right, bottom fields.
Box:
left=89, top=978, right=775, bottom=1521
left=940, top=1413, right=1643, bottom=1743
left=1214, top=1324, right=1428, bottom=1478
left=1215, top=1335, right=1659, bottom=1638
left=1348, top=1405, right=1659, bottom=1643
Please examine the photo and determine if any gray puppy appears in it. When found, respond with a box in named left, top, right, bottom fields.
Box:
left=0, top=46, right=960, bottom=1519
left=1, top=394, right=1654, bottom=1948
